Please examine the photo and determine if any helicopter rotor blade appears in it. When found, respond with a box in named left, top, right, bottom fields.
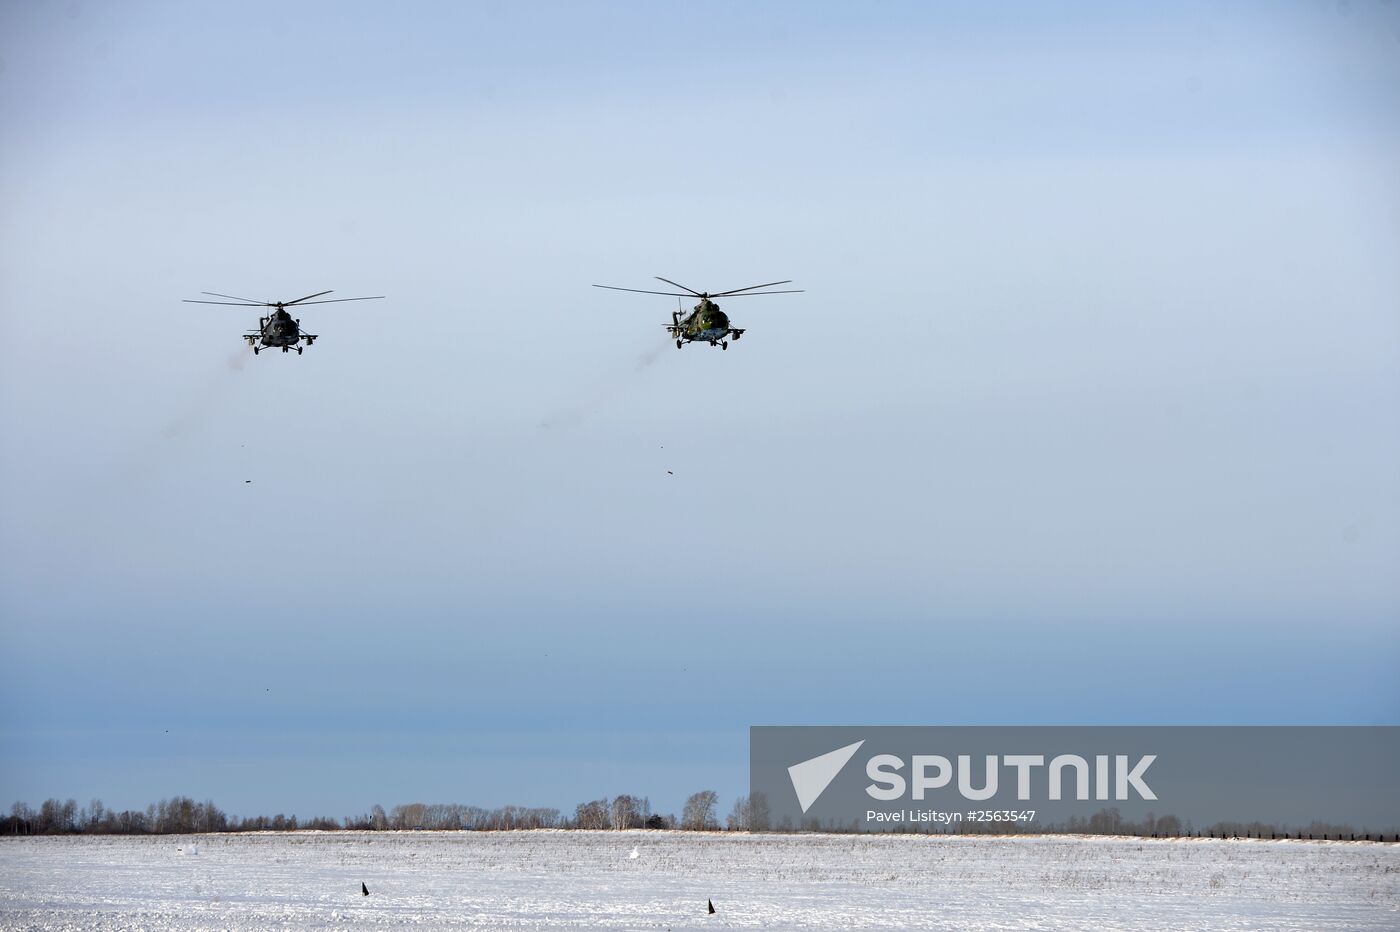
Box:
left=593, top=285, right=694, bottom=297
left=282, top=290, right=335, bottom=306
left=712, top=280, right=793, bottom=296
left=201, top=291, right=271, bottom=304
left=706, top=289, right=804, bottom=296
left=286, top=296, right=385, bottom=305
left=184, top=299, right=266, bottom=306
left=654, top=277, right=705, bottom=297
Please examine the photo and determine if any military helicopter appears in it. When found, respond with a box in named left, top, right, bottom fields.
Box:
left=182, top=290, right=384, bottom=354
left=593, top=277, right=802, bottom=349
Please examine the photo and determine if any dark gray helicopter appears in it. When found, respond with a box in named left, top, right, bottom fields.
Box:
left=593, top=277, right=802, bottom=350
left=182, top=290, right=384, bottom=354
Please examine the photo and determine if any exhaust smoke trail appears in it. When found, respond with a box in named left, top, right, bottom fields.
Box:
left=159, top=348, right=249, bottom=440
left=537, top=340, right=667, bottom=431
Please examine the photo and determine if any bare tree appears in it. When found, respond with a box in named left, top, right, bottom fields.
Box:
left=10, top=802, right=34, bottom=835
left=611, top=795, right=641, bottom=830
left=681, top=791, right=719, bottom=831
left=724, top=793, right=771, bottom=832
left=726, top=796, right=749, bottom=832
left=748, top=792, right=770, bottom=832
left=390, top=803, right=427, bottom=830
left=575, top=798, right=610, bottom=830
left=1088, top=807, right=1121, bottom=835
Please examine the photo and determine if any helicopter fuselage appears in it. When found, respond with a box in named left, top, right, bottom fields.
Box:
left=244, top=309, right=318, bottom=354
left=669, top=299, right=744, bottom=348
left=259, top=311, right=300, bottom=346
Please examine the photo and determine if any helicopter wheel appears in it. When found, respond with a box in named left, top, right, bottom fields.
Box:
left=675, top=340, right=683, bottom=349
left=296, top=347, right=303, bottom=355
left=252, top=347, right=260, bottom=355
left=721, top=341, right=728, bottom=350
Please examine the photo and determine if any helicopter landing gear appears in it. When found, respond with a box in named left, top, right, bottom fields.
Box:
left=675, top=340, right=683, bottom=349
left=296, top=347, right=303, bottom=355
left=721, top=341, right=728, bottom=350
left=252, top=346, right=260, bottom=355
left=282, top=346, right=290, bottom=353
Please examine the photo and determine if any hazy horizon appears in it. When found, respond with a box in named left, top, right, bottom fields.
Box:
left=2, top=1, right=1398, bottom=818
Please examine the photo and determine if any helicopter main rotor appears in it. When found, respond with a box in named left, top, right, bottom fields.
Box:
left=182, top=290, right=385, bottom=309
left=592, top=277, right=804, bottom=300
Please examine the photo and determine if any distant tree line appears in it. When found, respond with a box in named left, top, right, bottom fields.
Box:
left=2, top=791, right=720, bottom=836
left=6, top=797, right=1395, bottom=842
left=1051, top=809, right=1393, bottom=842
left=798, top=806, right=1397, bottom=841
left=2, top=797, right=338, bottom=836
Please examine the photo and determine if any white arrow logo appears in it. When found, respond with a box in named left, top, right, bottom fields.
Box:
left=788, top=740, right=865, bottom=813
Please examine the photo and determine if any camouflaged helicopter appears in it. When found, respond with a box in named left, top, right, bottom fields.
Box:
left=593, top=277, right=802, bottom=350
left=182, top=290, right=384, bottom=354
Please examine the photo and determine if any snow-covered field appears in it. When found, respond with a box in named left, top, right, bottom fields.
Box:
left=1, top=830, right=1396, bottom=930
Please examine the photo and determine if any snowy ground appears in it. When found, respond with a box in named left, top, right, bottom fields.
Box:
left=1, top=830, right=1397, bottom=930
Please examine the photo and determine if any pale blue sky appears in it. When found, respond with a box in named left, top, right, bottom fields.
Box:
left=1, top=1, right=1398, bottom=819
